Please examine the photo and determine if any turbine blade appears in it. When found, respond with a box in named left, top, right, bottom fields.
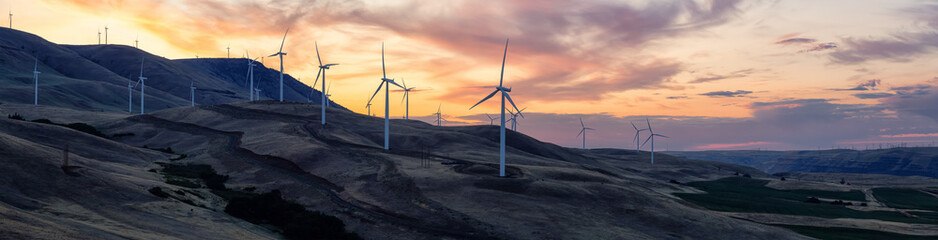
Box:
left=577, top=129, right=584, bottom=138
left=631, top=122, right=638, bottom=131
left=367, top=81, right=384, bottom=105
left=499, top=38, right=509, bottom=88
left=388, top=80, right=405, bottom=89
left=315, top=41, right=322, bottom=66
left=469, top=90, right=499, bottom=110
left=517, top=107, right=526, bottom=118
left=503, top=91, right=521, bottom=114
left=641, top=136, right=652, bottom=148
left=656, top=134, right=669, bottom=138
left=580, top=118, right=585, bottom=128
left=382, top=42, right=386, bottom=79
left=401, top=78, right=407, bottom=89
left=312, top=68, right=321, bottom=91
left=646, top=118, right=652, bottom=132
left=401, top=91, right=406, bottom=104
left=279, top=28, right=289, bottom=52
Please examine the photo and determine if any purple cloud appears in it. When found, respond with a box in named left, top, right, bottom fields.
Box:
left=700, top=90, right=753, bottom=97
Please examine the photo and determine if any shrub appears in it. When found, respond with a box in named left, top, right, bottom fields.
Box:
left=64, top=123, right=108, bottom=139
left=224, top=190, right=361, bottom=240
left=149, top=187, right=171, bottom=198
left=7, top=113, right=25, bottom=121
left=805, top=197, right=821, bottom=204
left=31, top=119, right=53, bottom=124
left=780, top=177, right=787, bottom=181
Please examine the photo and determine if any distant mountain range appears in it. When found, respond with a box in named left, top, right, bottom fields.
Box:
left=0, top=27, right=341, bottom=113
left=665, top=147, right=938, bottom=178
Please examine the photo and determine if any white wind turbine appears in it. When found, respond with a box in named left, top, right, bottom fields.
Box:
left=190, top=82, right=196, bottom=106
left=576, top=118, right=594, bottom=150
left=507, top=107, right=525, bottom=131
left=313, top=42, right=338, bottom=125
left=245, top=54, right=258, bottom=101
left=486, top=113, right=497, bottom=125
left=400, top=78, right=416, bottom=119
left=366, top=103, right=372, bottom=116
left=134, top=34, right=138, bottom=48
left=368, top=42, right=405, bottom=150
left=130, top=57, right=148, bottom=114
left=104, top=24, right=108, bottom=45
left=226, top=44, right=230, bottom=58
left=325, top=81, right=333, bottom=108
left=32, top=56, right=40, bottom=105
left=468, top=39, right=519, bottom=177
left=8, top=9, right=11, bottom=29
left=435, top=104, right=447, bottom=126
left=268, top=28, right=289, bottom=102
left=97, top=27, right=101, bottom=45
left=631, top=121, right=647, bottom=153
left=641, top=118, right=669, bottom=164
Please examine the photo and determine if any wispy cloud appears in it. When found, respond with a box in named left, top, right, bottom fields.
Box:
left=700, top=90, right=752, bottom=97
left=690, top=68, right=755, bottom=83
left=692, top=141, right=775, bottom=150
left=853, top=92, right=893, bottom=99
left=833, top=79, right=881, bottom=91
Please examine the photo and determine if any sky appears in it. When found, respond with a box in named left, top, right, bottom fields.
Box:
left=4, top=0, right=938, bottom=151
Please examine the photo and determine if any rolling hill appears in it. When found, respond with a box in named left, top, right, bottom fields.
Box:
left=0, top=27, right=338, bottom=113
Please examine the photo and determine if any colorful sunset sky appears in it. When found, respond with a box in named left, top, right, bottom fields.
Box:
left=5, top=0, right=938, bottom=150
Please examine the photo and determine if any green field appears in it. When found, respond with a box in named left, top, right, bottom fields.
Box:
left=872, top=188, right=938, bottom=211
left=770, top=224, right=938, bottom=240
left=675, top=177, right=938, bottom=224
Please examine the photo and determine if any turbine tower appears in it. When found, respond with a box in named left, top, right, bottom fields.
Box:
left=245, top=55, right=258, bottom=101
left=324, top=81, right=333, bottom=108
left=8, top=9, right=11, bottom=29
left=576, top=118, right=594, bottom=150
left=32, top=57, right=40, bottom=105
left=401, top=78, right=416, bottom=119
left=631, top=121, right=647, bottom=153
left=314, top=42, right=338, bottom=125
left=104, top=25, right=108, bottom=45
left=190, top=82, right=196, bottom=106
left=486, top=114, right=497, bottom=125
left=507, top=107, right=525, bottom=131
left=268, top=28, right=289, bottom=102
left=127, top=75, right=133, bottom=113
left=468, top=38, right=519, bottom=177
left=134, top=35, right=138, bottom=48
left=226, top=44, right=230, bottom=58
left=366, top=103, right=372, bottom=116
left=97, top=28, right=101, bottom=45
left=641, top=118, right=669, bottom=164
left=368, top=42, right=405, bottom=150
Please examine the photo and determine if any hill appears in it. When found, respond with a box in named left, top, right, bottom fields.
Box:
left=0, top=27, right=338, bottom=113
left=0, top=102, right=810, bottom=240
left=666, top=148, right=938, bottom=178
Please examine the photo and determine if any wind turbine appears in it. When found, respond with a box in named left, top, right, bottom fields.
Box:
left=190, top=82, right=196, bottom=106
left=104, top=25, right=108, bottom=45
left=314, top=41, right=338, bottom=125
left=435, top=104, right=447, bottom=126
left=134, top=34, right=138, bottom=48
left=468, top=38, right=518, bottom=177
left=324, top=81, right=333, bottom=108
left=400, top=78, right=416, bottom=119
left=641, top=118, right=669, bottom=164
left=135, top=57, right=147, bottom=114
left=576, top=118, right=594, bottom=150
left=368, top=42, right=405, bottom=150
left=8, top=9, right=11, bottom=29
left=366, top=103, right=372, bottom=116
left=226, top=44, right=230, bottom=58
left=268, top=28, right=289, bottom=102
left=507, top=107, right=525, bottom=131
left=97, top=28, right=101, bottom=45
left=631, top=121, right=647, bottom=153
left=32, top=56, right=40, bottom=105
left=485, top=114, right=497, bottom=125
left=245, top=54, right=258, bottom=101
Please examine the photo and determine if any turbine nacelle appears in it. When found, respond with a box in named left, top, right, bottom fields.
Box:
left=320, top=63, right=339, bottom=69
left=497, top=86, right=511, bottom=92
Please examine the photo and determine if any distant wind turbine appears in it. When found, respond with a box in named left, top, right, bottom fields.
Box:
left=631, top=121, right=647, bottom=153
left=245, top=54, right=258, bottom=101
left=507, top=107, right=526, bottom=131
left=226, top=44, right=230, bottom=58
left=641, top=118, right=669, bottom=164
left=468, top=38, right=518, bottom=177
left=400, top=78, right=416, bottom=119
left=368, top=42, right=405, bottom=150
left=314, top=42, right=338, bottom=125
left=325, top=81, right=333, bottom=108
left=486, top=113, right=497, bottom=125
left=134, top=34, right=138, bottom=48
left=190, top=82, right=196, bottom=106
left=576, top=118, right=594, bottom=150
left=435, top=104, right=447, bottom=126
left=97, top=28, right=101, bottom=45
left=8, top=9, right=11, bottom=29
left=135, top=57, right=147, bottom=114
left=32, top=56, right=40, bottom=105
left=365, top=103, right=372, bottom=116
left=104, top=25, right=109, bottom=45
left=268, top=28, right=289, bottom=102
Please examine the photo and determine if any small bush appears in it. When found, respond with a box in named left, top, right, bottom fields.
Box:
left=7, top=113, right=25, bottom=121
left=160, top=164, right=228, bottom=190
left=780, top=177, right=786, bottom=181
left=149, top=187, right=171, bottom=198
left=861, top=203, right=869, bottom=207
left=669, top=179, right=681, bottom=184
left=169, top=154, right=188, bottom=161
left=31, top=119, right=53, bottom=124
left=64, top=123, right=108, bottom=139
left=805, top=197, right=821, bottom=204
left=224, top=190, right=361, bottom=240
